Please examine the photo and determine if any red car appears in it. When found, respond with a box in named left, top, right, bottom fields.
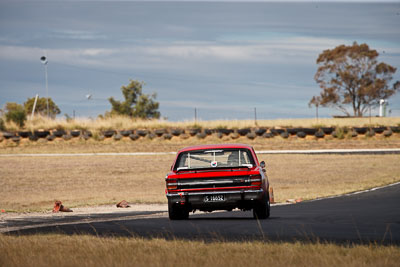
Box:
left=165, top=144, right=270, bottom=220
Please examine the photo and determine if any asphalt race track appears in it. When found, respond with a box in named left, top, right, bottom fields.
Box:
left=4, top=183, right=400, bottom=245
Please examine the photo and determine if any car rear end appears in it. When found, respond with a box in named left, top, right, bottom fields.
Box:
left=165, top=144, right=269, bottom=220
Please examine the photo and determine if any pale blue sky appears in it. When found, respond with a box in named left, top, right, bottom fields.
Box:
left=1, top=0, right=399, bottom=120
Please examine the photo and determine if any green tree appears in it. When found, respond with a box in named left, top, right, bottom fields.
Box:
left=108, top=80, right=160, bottom=119
left=311, top=42, right=400, bottom=117
left=5, top=102, right=27, bottom=127
left=24, top=97, right=61, bottom=118
left=133, top=93, right=160, bottom=119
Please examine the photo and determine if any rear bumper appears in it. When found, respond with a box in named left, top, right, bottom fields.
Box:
left=167, top=189, right=264, bottom=210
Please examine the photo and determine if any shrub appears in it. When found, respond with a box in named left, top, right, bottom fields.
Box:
left=0, top=117, right=5, bottom=131
left=5, top=102, right=27, bottom=127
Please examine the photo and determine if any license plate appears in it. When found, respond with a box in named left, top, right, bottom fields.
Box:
left=204, top=195, right=225, bottom=202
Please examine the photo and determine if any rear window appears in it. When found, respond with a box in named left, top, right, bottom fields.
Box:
left=174, top=148, right=255, bottom=171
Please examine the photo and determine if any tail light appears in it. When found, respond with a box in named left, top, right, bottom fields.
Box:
left=250, top=175, right=262, bottom=187
left=166, top=179, right=178, bottom=190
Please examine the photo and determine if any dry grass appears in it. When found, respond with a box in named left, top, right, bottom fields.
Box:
left=0, top=154, right=399, bottom=212
left=1, top=234, right=399, bottom=267
left=4, top=115, right=400, bottom=132
left=0, top=155, right=174, bottom=211
left=1, top=133, right=400, bottom=154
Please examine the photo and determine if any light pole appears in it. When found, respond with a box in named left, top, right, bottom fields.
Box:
left=40, top=55, right=49, bottom=117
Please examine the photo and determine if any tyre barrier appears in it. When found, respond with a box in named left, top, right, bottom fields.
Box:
left=3, top=132, right=15, bottom=139
left=286, top=128, right=298, bottom=135
left=350, top=130, right=358, bottom=138
left=120, top=130, right=132, bottom=137
left=366, top=129, right=375, bottom=137
left=1, top=124, right=399, bottom=145
left=391, top=126, right=400, bottom=133
left=12, top=136, right=20, bottom=142
left=82, top=133, right=91, bottom=141
left=147, top=132, right=156, bottom=140
left=46, top=135, right=56, bottom=141
left=136, top=129, right=148, bottom=137
left=70, top=130, right=81, bottom=137
left=113, top=133, right=122, bottom=141
left=280, top=131, right=289, bottom=139
left=383, top=129, right=393, bottom=137
left=204, top=128, right=213, bottom=135
left=315, top=130, right=325, bottom=138
left=103, top=130, right=116, bottom=138
left=237, top=128, right=251, bottom=136
left=262, top=132, right=274, bottom=138
left=171, top=128, right=183, bottom=136
left=321, top=127, right=334, bottom=135
left=216, top=128, right=234, bottom=135
left=255, top=128, right=267, bottom=136
left=129, top=133, right=139, bottom=141
left=34, top=130, right=50, bottom=138
left=53, top=130, right=66, bottom=138
left=246, top=132, right=256, bottom=140
left=154, top=128, right=166, bottom=137
left=296, top=131, right=306, bottom=138
left=188, top=128, right=200, bottom=136
left=63, top=134, right=72, bottom=141
left=353, top=127, right=368, bottom=135
left=163, top=133, right=173, bottom=140
left=180, top=133, right=190, bottom=140
left=214, top=132, right=223, bottom=139
left=29, top=134, right=39, bottom=141
left=231, top=132, right=240, bottom=139
left=18, top=131, right=30, bottom=138
left=372, top=127, right=386, bottom=134
left=196, top=132, right=207, bottom=139
left=270, top=128, right=285, bottom=136
left=301, top=128, right=317, bottom=135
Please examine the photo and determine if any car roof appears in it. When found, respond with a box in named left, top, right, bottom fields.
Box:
left=177, top=144, right=254, bottom=153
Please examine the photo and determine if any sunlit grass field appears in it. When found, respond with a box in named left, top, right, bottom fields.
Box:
left=1, top=154, right=399, bottom=212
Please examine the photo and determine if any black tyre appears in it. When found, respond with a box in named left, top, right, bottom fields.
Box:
left=168, top=202, right=189, bottom=220
left=246, top=132, right=256, bottom=140
left=253, top=193, right=270, bottom=220
left=296, top=131, right=306, bottom=138
left=237, top=128, right=251, bottom=136
left=196, top=132, right=207, bottom=139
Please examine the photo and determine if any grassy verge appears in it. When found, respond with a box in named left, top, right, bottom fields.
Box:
left=1, top=234, right=399, bottom=267
left=1, top=154, right=399, bottom=212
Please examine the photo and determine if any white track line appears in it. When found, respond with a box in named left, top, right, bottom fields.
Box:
left=257, top=148, right=400, bottom=154
left=0, top=148, right=399, bottom=157
left=0, top=152, right=176, bottom=157
left=306, top=180, right=400, bottom=203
